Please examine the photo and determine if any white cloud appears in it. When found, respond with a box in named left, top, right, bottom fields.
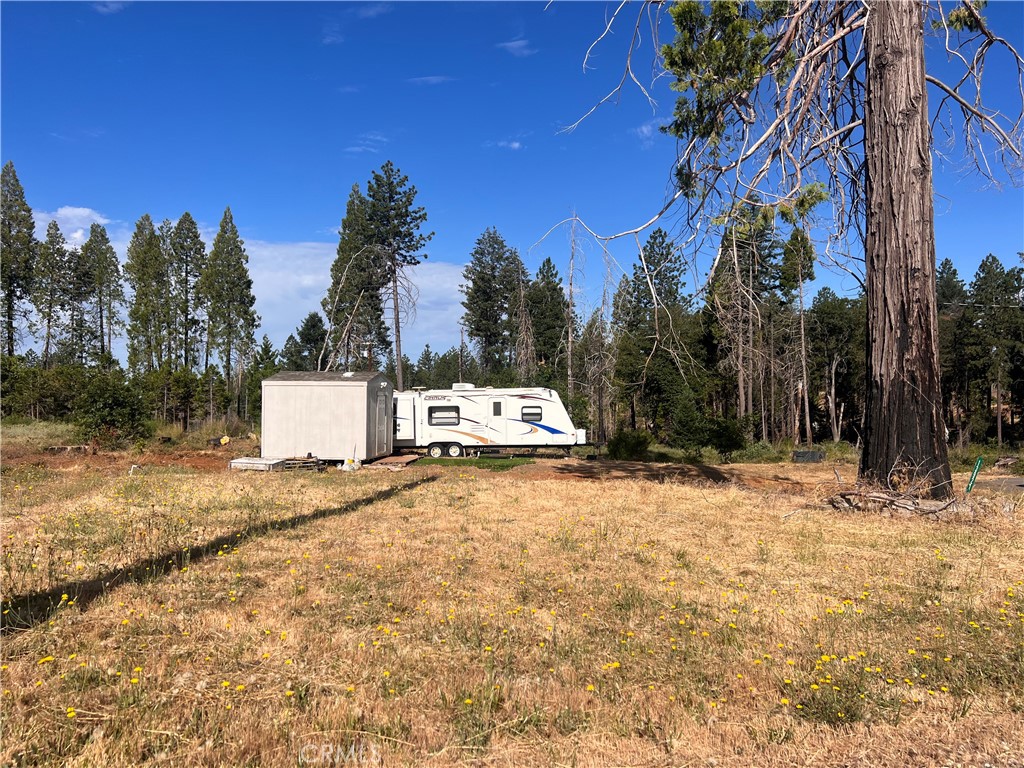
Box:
left=407, top=75, right=454, bottom=86
left=496, top=39, right=537, bottom=57
left=397, top=261, right=466, bottom=354
left=321, top=23, right=344, bottom=45
left=320, top=5, right=391, bottom=46
left=344, top=131, right=389, bottom=154
left=35, top=207, right=112, bottom=247
left=245, top=240, right=335, bottom=346
left=354, top=3, right=392, bottom=19
left=93, top=2, right=128, bottom=14
left=245, top=240, right=464, bottom=357
left=497, top=140, right=523, bottom=151
left=632, top=119, right=666, bottom=149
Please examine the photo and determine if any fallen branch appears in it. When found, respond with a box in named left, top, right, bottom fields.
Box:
left=828, top=489, right=960, bottom=519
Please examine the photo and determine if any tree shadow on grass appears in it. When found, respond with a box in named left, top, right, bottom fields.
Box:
left=1, top=475, right=437, bottom=635
left=551, top=460, right=732, bottom=484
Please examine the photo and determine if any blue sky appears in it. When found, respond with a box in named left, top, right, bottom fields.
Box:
left=2, top=1, right=1022, bottom=363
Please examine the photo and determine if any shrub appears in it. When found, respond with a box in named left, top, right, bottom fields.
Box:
left=606, top=429, right=653, bottom=461
left=73, top=369, right=152, bottom=448
left=706, top=417, right=746, bottom=453
left=820, top=440, right=859, bottom=463
left=731, top=440, right=787, bottom=463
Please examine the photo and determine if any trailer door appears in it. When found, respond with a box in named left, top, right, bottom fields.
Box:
left=394, top=395, right=416, bottom=446
left=487, top=397, right=507, bottom=445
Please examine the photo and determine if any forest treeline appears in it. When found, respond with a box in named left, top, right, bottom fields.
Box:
left=1, top=159, right=1021, bottom=451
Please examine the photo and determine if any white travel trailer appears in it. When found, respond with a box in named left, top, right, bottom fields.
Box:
left=393, top=383, right=586, bottom=457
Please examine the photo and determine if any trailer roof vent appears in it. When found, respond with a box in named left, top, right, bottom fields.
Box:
left=451, top=382, right=475, bottom=390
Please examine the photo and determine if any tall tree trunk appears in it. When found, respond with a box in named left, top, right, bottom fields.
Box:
left=5, top=307, right=14, bottom=357
left=828, top=355, right=842, bottom=442
left=567, top=221, right=576, bottom=405
left=729, top=233, right=747, bottom=421
left=798, top=263, right=813, bottom=445
left=98, top=291, right=106, bottom=358
left=995, top=381, right=1003, bottom=447
left=106, top=296, right=114, bottom=357
left=41, top=295, right=53, bottom=369
left=769, top=322, right=777, bottom=442
left=860, top=0, right=952, bottom=498
left=391, top=266, right=404, bottom=391
left=746, top=258, right=755, bottom=431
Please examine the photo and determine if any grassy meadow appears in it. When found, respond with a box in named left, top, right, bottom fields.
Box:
left=1, top=445, right=1022, bottom=766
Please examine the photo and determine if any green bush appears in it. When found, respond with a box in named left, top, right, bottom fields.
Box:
left=730, top=440, right=787, bottom=463
left=607, top=429, right=653, bottom=461
left=819, top=440, right=859, bottom=463
left=706, top=417, right=746, bottom=453
left=73, top=369, right=152, bottom=448
left=694, top=445, right=723, bottom=464
left=948, top=445, right=1018, bottom=473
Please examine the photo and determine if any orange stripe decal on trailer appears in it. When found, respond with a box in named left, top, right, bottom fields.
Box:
left=440, top=430, right=492, bottom=445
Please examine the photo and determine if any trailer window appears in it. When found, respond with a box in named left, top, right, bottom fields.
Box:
left=492, top=401, right=502, bottom=417
left=521, top=406, right=542, bottom=422
left=428, top=406, right=460, bottom=426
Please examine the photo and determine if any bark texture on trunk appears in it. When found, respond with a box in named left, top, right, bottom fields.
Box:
left=860, top=0, right=952, bottom=499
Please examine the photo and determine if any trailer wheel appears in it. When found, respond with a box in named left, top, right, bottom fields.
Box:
left=427, top=444, right=444, bottom=459
left=446, top=443, right=464, bottom=458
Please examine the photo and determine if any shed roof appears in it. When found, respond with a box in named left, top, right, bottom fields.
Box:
left=264, top=371, right=389, bottom=383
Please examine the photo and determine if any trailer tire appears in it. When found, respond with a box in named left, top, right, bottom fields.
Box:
left=446, top=443, right=464, bottom=458
left=427, top=444, right=444, bottom=459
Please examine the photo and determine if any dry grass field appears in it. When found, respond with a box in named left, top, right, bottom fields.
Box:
left=1, top=443, right=1022, bottom=766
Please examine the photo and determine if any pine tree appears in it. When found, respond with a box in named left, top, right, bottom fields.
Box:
left=1, top=161, right=36, bottom=357
left=171, top=212, right=207, bottom=372
left=363, top=161, right=433, bottom=391
left=936, top=259, right=969, bottom=442
left=281, top=312, right=327, bottom=371
left=968, top=254, right=1023, bottom=446
left=612, top=229, right=697, bottom=443
left=245, top=334, right=280, bottom=418
left=60, top=245, right=96, bottom=365
left=323, top=184, right=389, bottom=371
left=781, top=228, right=816, bottom=445
left=198, top=207, right=259, bottom=402
left=809, top=288, right=863, bottom=443
left=709, top=206, right=782, bottom=433
left=461, top=227, right=526, bottom=375
left=576, top=308, right=613, bottom=443
left=936, top=259, right=967, bottom=310
left=414, top=344, right=435, bottom=388
left=124, top=214, right=169, bottom=373
left=32, top=221, right=70, bottom=367
left=527, top=257, right=568, bottom=382
left=80, top=223, right=125, bottom=362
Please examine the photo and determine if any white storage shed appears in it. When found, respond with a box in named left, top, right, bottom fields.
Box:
left=260, top=371, right=393, bottom=461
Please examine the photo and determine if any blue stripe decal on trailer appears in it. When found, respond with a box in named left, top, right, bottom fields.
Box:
left=510, top=419, right=566, bottom=435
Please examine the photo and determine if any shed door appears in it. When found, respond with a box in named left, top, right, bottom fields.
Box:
left=376, top=392, right=388, bottom=454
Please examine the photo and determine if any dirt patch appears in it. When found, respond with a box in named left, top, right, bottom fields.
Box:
left=2, top=447, right=238, bottom=474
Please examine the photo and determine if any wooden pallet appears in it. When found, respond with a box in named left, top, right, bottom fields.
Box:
left=46, top=445, right=94, bottom=455
left=282, top=457, right=323, bottom=472
left=229, top=456, right=323, bottom=472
